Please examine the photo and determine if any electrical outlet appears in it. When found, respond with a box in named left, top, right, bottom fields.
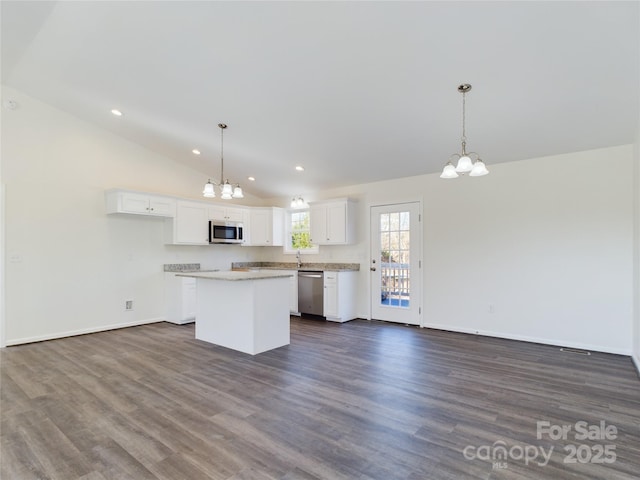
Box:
left=125, top=300, right=133, bottom=311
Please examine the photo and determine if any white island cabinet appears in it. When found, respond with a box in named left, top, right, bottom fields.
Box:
left=177, top=271, right=293, bottom=355
left=262, top=269, right=298, bottom=314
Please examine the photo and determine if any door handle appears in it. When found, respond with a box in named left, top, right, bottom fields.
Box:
left=370, top=267, right=376, bottom=271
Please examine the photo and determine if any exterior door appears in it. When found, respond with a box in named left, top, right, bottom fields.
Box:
left=370, top=203, right=422, bottom=325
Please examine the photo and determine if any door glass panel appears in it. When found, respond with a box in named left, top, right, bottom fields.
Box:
left=389, top=212, right=400, bottom=231
left=381, top=232, right=390, bottom=251
left=400, top=231, right=410, bottom=250
left=379, top=210, right=410, bottom=308
left=400, top=212, right=410, bottom=230
left=380, top=214, right=390, bottom=231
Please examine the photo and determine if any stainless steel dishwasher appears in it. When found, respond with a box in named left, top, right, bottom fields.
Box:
left=298, top=270, right=324, bottom=316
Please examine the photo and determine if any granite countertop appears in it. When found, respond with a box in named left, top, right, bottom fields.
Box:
left=176, top=271, right=293, bottom=281
left=164, top=263, right=218, bottom=273
left=164, top=263, right=201, bottom=272
left=231, top=262, right=360, bottom=272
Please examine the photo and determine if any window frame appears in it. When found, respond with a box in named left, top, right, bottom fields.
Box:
left=283, top=208, right=319, bottom=254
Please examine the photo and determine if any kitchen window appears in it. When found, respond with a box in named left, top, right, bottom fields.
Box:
left=284, top=209, right=318, bottom=254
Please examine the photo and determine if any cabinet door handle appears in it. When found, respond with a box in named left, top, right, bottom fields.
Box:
left=370, top=267, right=376, bottom=271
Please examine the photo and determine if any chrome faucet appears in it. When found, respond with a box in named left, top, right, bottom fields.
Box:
left=296, top=250, right=302, bottom=268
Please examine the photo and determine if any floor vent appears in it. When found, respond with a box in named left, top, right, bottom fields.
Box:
left=560, top=347, right=591, bottom=355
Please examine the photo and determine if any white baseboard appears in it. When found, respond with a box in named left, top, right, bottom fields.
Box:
left=633, top=353, right=640, bottom=377
left=5, top=317, right=164, bottom=346
left=422, top=322, right=632, bottom=356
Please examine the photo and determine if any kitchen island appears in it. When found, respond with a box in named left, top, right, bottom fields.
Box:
left=176, top=270, right=293, bottom=355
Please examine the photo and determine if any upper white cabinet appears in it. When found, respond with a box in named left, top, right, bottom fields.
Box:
left=106, top=188, right=292, bottom=248
left=165, top=200, right=209, bottom=245
left=247, top=207, right=284, bottom=246
left=208, top=205, right=246, bottom=223
left=310, top=199, right=356, bottom=245
left=105, top=190, right=176, bottom=217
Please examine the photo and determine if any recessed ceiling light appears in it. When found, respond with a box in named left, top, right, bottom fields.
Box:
left=192, top=149, right=201, bottom=155
left=295, top=166, right=304, bottom=172
left=247, top=176, right=256, bottom=181
left=111, top=109, right=123, bottom=116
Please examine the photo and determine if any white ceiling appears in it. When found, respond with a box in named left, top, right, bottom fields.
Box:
left=2, top=1, right=639, bottom=199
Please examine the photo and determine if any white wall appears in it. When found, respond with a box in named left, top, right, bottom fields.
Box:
left=2, top=85, right=635, bottom=356
left=265, top=145, right=635, bottom=355
left=1, top=86, right=263, bottom=345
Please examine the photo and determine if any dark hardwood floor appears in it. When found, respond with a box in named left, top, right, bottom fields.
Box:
left=1, top=318, right=639, bottom=479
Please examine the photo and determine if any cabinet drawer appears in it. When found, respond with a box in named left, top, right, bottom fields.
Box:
left=324, top=272, right=337, bottom=283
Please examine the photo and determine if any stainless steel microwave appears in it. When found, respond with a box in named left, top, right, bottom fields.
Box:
left=209, top=221, right=244, bottom=244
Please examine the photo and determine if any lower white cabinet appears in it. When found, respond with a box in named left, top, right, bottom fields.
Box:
left=165, top=274, right=197, bottom=324
left=323, top=271, right=357, bottom=322
left=280, top=270, right=298, bottom=314
left=289, top=270, right=299, bottom=314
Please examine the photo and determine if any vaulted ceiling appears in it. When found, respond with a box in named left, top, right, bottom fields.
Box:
left=2, top=1, right=638, bottom=198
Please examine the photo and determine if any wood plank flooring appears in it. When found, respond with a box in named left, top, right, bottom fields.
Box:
left=1, top=318, right=639, bottom=479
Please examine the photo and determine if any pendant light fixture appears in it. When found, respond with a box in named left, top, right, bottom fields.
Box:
left=290, top=196, right=307, bottom=209
left=203, top=123, right=244, bottom=199
left=440, top=84, right=489, bottom=179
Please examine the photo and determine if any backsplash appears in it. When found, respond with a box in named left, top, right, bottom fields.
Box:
left=163, top=263, right=201, bottom=272
left=232, top=262, right=360, bottom=271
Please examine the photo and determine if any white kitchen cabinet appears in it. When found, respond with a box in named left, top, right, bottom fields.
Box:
left=246, top=207, right=284, bottom=246
left=165, top=273, right=197, bottom=324
left=289, top=270, right=298, bottom=314
left=323, top=271, right=357, bottom=322
left=240, top=209, right=252, bottom=246
left=105, top=190, right=176, bottom=217
left=309, top=199, right=356, bottom=245
left=165, top=200, right=209, bottom=245
left=208, top=205, right=246, bottom=222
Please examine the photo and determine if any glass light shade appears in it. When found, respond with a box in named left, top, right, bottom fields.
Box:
left=440, top=163, right=459, bottom=179
left=203, top=181, right=215, bottom=197
left=469, top=160, right=489, bottom=177
left=221, top=181, right=233, bottom=195
left=232, top=186, right=244, bottom=198
left=455, top=155, right=473, bottom=173
left=290, top=198, right=297, bottom=208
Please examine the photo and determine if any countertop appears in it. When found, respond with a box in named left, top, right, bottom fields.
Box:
left=176, top=271, right=293, bottom=281
left=164, top=263, right=201, bottom=272
left=231, top=262, right=360, bottom=272
left=163, top=263, right=219, bottom=274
